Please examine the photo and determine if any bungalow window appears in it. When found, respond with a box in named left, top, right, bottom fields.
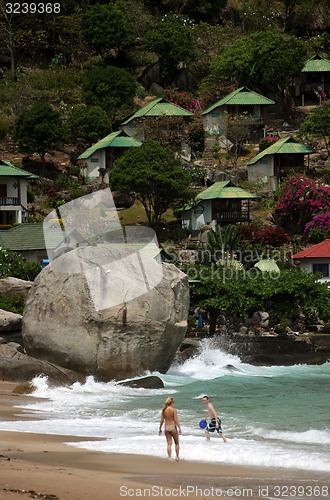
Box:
left=90, top=158, right=99, bottom=163
left=0, top=184, right=7, bottom=197
left=312, top=263, right=329, bottom=277
left=211, top=111, right=220, bottom=117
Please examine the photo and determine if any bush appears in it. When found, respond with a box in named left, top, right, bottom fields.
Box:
left=304, top=212, right=330, bottom=243
left=0, top=249, right=40, bottom=281
left=0, top=293, right=25, bottom=314
left=239, top=223, right=289, bottom=247
left=259, top=135, right=278, bottom=151
left=273, top=174, right=330, bottom=229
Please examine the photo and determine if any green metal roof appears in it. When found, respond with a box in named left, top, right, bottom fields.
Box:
left=78, top=130, right=142, bottom=160
left=120, top=97, right=194, bottom=125
left=196, top=181, right=257, bottom=200
left=202, top=87, right=275, bottom=115
left=0, top=223, right=67, bottom=251
left=247, top=135, right=314, bottom=166
left=0, top=160, right=38, bottom=178
left=301, top=55, right=330, bottom=73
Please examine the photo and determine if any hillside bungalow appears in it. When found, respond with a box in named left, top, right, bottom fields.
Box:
left=77, top=130, right=142, bottom=183
left=292, top=239, right=330, bottom=282
left=119, top=97, right=194, bottom=143
left=201, top=87, right=275, bottom=136
left=0, top=160, right=38, bottom=226
left=182, top=181, right=257, bottom=231
left=0, top=223, right=68, bottom=263
left=295, top=55, right=330, bottom=105
left=247, top=135, right=314, bottom=192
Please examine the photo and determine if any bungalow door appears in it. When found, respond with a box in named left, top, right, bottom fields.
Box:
left=0, top=184, right=7, bottom=203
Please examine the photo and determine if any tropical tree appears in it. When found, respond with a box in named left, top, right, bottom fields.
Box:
left=110, top=140, right=192, bottom=226
left=67, top=105, right=112, bottom=146
left=298, top=101, right=330, bottom=156
left=82, top=65, right=137, bottom=121
left=14, top=102, right=67, bottom=175
left=81, top=1, right=134, bottom=58
left=143, top=12, right=196, bottom=85
left=211, top=31, right=307, bottom=97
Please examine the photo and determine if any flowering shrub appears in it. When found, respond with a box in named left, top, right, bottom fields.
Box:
left=239, top=223, right=289, bottom=246
left=273, top=174, right=330, bottom=229
left=304, top=212, right=330, bottom=242
left=259, top=135, right=278, bottom=152
left=164, top=88, right=200, bottom=113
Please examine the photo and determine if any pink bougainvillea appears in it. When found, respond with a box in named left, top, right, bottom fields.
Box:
left=164, top=88, right=200, bottom=113
left=304, top=212, right=330, bottom=242
left=273, top=174, right=330, bottom=228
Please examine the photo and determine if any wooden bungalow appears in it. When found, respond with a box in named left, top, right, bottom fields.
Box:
left=295, top=55, right=330, bottom=105
left=201, top=87, right=275, bottom=136
left=77, top=130, right=142, bottom=183
left=119, top=96, right=194, bottom=143
left=247, top=135, right=314, bottom=192
left=182, top=181, right=257, bottom=231
left=0, top=161, right=38, bottom=226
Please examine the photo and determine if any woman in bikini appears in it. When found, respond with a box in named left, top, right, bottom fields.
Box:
left=159, top=396, right=182, bottom=461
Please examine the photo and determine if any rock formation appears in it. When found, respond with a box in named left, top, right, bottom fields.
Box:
left=22, top=245, right=189, bottom=381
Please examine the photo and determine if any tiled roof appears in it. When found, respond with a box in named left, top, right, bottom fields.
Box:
left=0, top=160, right=38, bottom=178
left=196, top=181, right=257, bottom=200
left=78, top=130, right=142, bottom=160
left=0, top=223, right=64, bottom=251
left=120, top=97, right=194, bottom=125
left=301, top=55, right=330, bottom=73
left=247, top=135, right=314, bottom=166
left=292, top=239, right=330, bottom=259
left=202, top=87, right=275, bottom=115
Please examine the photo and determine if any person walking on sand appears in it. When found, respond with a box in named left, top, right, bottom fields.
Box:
left=201, top=395, right=227, bottom=443
left=159, top=396, right=182, bottom=461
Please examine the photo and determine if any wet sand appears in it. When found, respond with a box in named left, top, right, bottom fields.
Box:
left=0, top=381, right=329, bottom=499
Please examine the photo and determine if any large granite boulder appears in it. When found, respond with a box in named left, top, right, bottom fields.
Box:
left=22, top=245, right=189, bottom=381
left=0, top=343, right=84, bottom=385
left=0, top=277, right=33, bottom=300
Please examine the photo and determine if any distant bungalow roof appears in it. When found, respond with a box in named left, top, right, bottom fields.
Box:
left=78, top=130, right=142, bottom=160
left=301, top=55, right=330, bottom=73
left=0, top=223, right=63, bottom=251
left=0, top=160, right=38, bottom=178
left=196, top=180, right=257, bottom=200
left=247, top=135, right=314, bottom=166
left=202, top=87, right=275, bottom=115
left=120, top=97, right=194, bottom=125
left=292, top=239, right=330, bottom=259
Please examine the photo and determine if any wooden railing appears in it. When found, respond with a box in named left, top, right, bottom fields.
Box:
left=218, top=210, right=250, bottom=222
left=0, top=197, right=19, bottom=205
left=301, top=83, right=330, bottom=93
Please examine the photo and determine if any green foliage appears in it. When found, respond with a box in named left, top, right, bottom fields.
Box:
left=82, top=1, right=134, bottom=56
left=82, top=65, right=137, bottom=120
left=206, top=224, right=241, bottom=263
left=0, top=249, right=40, bottom=281
left=14, top=102, right=67, bottom=167
left=211, top=31, right=307, bottom=93
left=67, top=104, right=112, bottom=145
left=298, top=101, right=330, bottom=155
left=189, top=267, right=330, bottom=326
left=110, top=140, right=193, bottom=226
left=0, top=293, right=25, bottom=315
left=143, top=12, right=196, bottom=84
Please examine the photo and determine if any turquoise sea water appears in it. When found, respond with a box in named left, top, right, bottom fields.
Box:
left=1, top=339, right=330, bottom=472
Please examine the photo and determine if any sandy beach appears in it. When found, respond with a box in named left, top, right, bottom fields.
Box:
left=0, top=381, right=329, bottom=500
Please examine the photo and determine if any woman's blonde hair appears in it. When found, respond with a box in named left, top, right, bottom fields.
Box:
left=162, top=396, right=174, bottom=414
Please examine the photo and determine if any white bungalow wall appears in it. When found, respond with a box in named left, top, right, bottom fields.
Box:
left=80, top=149, right=107, bottom=182
left=247, top=156, right=277, bottom=191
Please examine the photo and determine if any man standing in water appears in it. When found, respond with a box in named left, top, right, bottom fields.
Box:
left=202, top=395, right=227, bottom=442
left=159, top=396, right=182, bottom=460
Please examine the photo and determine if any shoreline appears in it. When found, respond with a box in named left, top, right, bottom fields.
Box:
left=0, top=381, right=329, bottom=500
